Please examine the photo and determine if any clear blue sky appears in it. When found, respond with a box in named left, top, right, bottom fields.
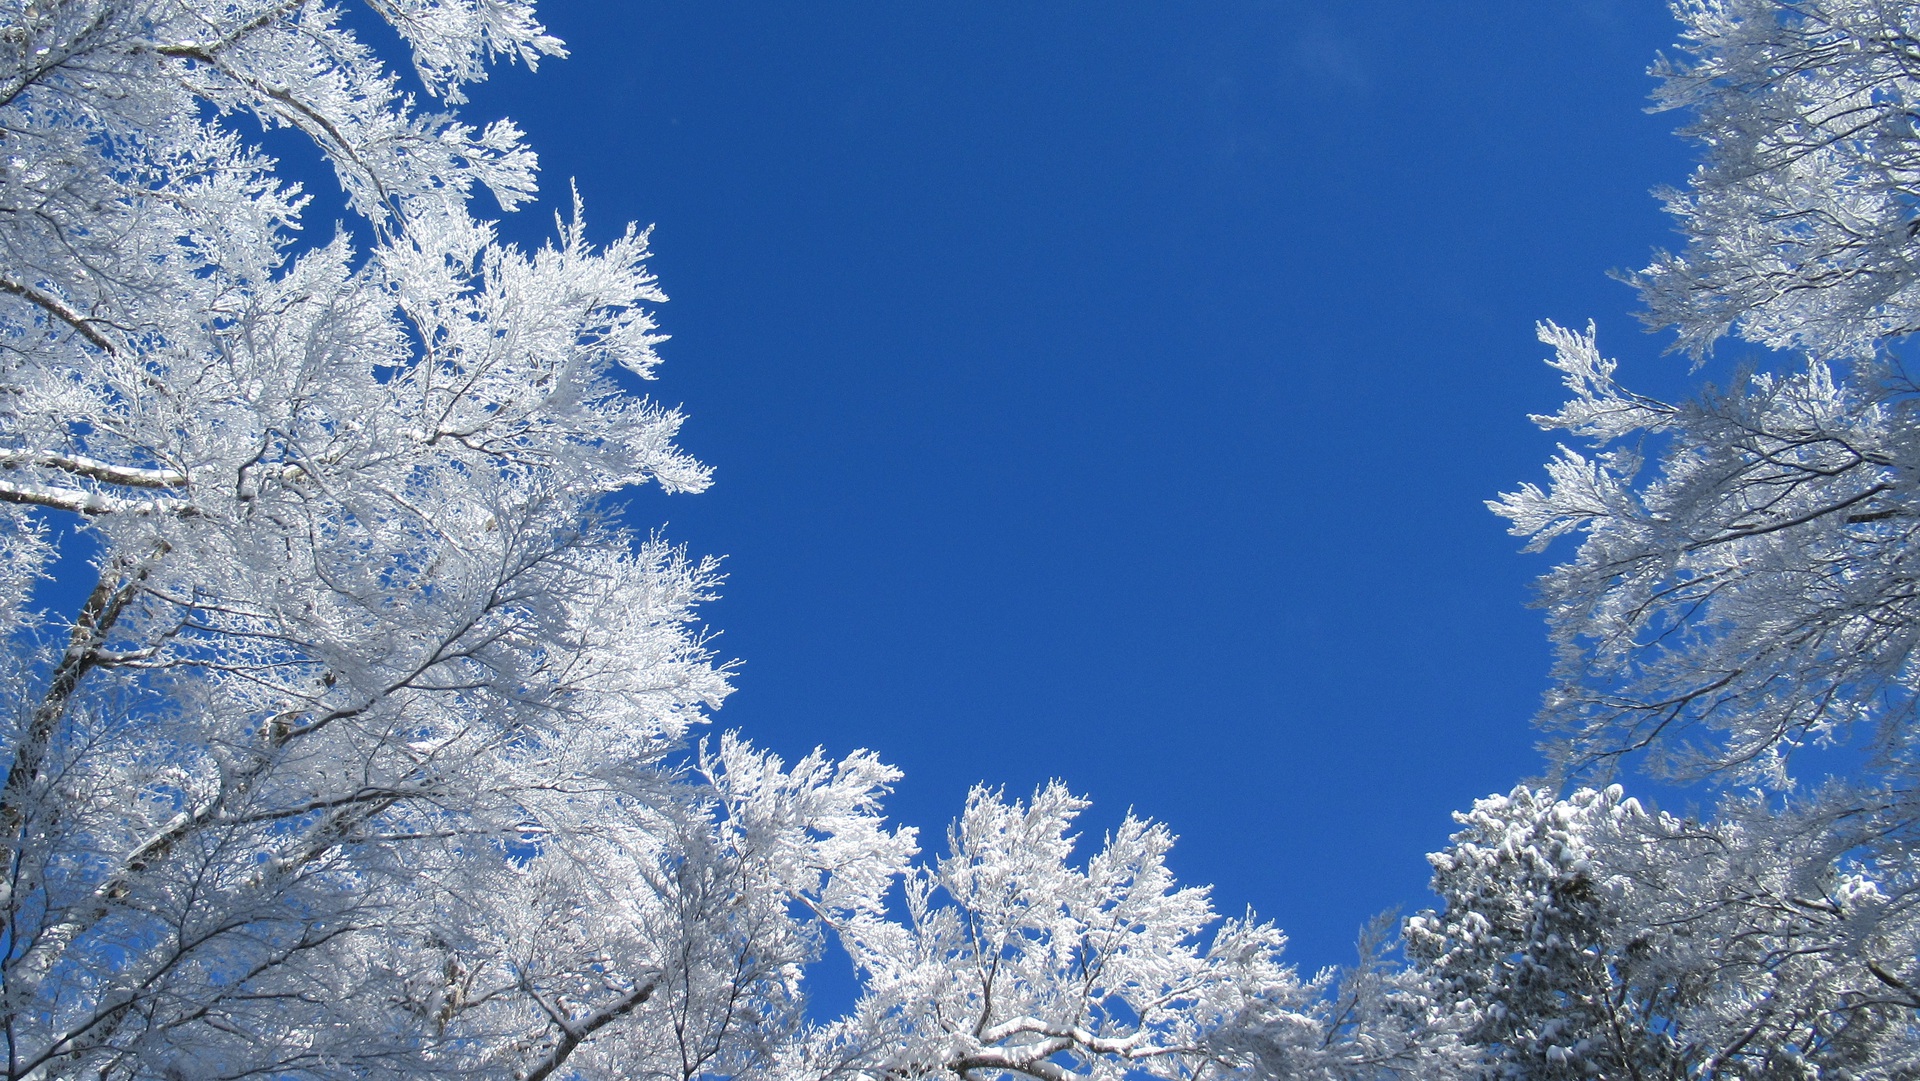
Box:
left=462, top=1, right=1700, bottom=974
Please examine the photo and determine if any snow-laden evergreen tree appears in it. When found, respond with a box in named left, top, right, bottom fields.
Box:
left=1410, top=786, right=1920, bottom=1080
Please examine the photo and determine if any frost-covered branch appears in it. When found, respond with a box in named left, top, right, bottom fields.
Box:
left=1494, top=321, right=1920, bottom=789
left=0, top=276, right=119, bottom=355
left=0, top=449, right=186, bottom=489
left=519, top=981, right=657, bottom=1081
left=779, top=785, right=1466, bottom=1081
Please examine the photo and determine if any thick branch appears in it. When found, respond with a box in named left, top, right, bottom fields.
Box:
left=977, top=1017, right=1154, bottom=1058
left=0, top=479, right=190, bottom=517
left=0, top=276, right=116, bottom=354
left=0, top=480, right=123, bottom=515
left=951, top=1047, right=1080, bottom=1081
left=0, top=545, right=163, bottom=909
left=0, top=449, right=185, bottom=489
left=1866, top=960, right=1920, bottom=1009
left=520, top=982, right=657, bottom=1081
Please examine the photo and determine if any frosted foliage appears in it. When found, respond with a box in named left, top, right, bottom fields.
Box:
left=777, top=785, right=1469, bottom=1081
left=1410, top=786, right=1920, bottom=1080
left=37, top=0, right=1906, bottom=1076
left=392, top=735, right=917, bottom=1081
left=1639, top=0, right=1920, bottom=361
left=1491, top=322, right=1920, bottom=791
left=1509, top=1, right=1920, bottom=812
left=0, top=0, right=926, bottom=1077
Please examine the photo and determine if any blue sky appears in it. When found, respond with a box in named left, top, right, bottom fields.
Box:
left=462, top=0, right=1702, bottom=973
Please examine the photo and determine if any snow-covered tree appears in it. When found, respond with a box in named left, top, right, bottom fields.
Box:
left=778, top=784, right=1468, bottom=1081
left=1636, top=0, right=1920, bottom=363
left=1478, top=1, right=1920, bottom=1074
left=0, top=0, right=935, bottom=1077
left=60, top=0, right=1920, bottom=1078
left=1482, top=0, right=1920, bottom=801
left=1410, top=785, right=1920, bottom=1080
left=1489, top=0, right=1920, bottom=821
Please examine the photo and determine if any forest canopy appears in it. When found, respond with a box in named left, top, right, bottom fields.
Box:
left=0, top=0, right=1914, bottom=1078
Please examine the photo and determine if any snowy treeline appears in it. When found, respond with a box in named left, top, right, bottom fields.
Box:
left=0, top=0, right=1913, bottom=1077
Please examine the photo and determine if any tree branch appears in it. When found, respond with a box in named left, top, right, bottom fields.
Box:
left=0, top=449, right=185, bottom=489
left=0, top=276, right=116, bottom=354
left=519, top=981, right=657, bottom=1081
left=0, top=544, right=164, bottom=911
